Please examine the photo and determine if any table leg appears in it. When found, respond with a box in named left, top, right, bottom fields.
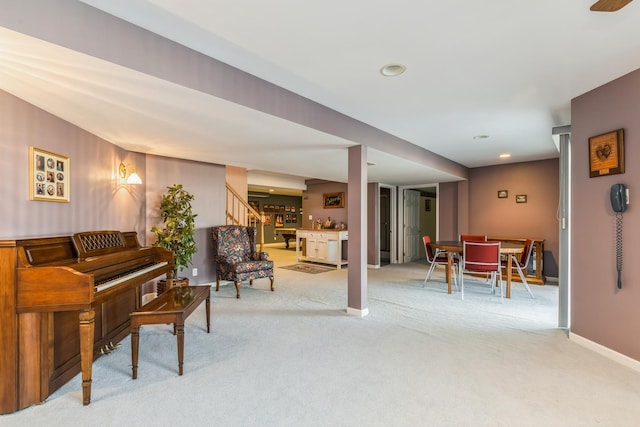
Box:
left=506, top=255, right=515, bottom=298
left=535, top=241, right=543, bottom=283
left=205, top=294, right=211, bottom=333
left=131, top=324, right=140, bottom=379
left=176, top=323, right=184, bottom=376
left=446, top=253, right=453, bottom=294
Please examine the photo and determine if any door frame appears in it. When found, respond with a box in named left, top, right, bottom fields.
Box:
left=379, top=184, right=397, bottom=264
left=397, top=183, right=439, bottom=264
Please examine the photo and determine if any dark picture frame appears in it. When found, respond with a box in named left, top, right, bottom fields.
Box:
left=29, top=146, right=70, bottom=202
left=275, top=214, right=284, bottom=228
left=589, top=129, right=625, bottom=178
left=323, top=192, right=344, bottom=209
left=516, top=195, right=527, bottom=204
left=497, top=190, right=508, bottom=199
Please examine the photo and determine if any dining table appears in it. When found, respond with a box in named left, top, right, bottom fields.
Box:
left=430, top=240, right=524, bottom=298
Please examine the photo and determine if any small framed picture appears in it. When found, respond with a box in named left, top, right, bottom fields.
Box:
left=497, top=190, right=508, bottom=199
left=516, top=195, right=527, bottom=204
left=29, top=146, right=69, bottom=202
left=323, top=192, right=344, bottom=209
left=589, top=129, right=624, bottom=178
left=275, top=214, right=284, bottom=228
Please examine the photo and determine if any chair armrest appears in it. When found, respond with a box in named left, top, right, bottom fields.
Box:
left=252, top=252, right=270, bottom=261
left=215, top=255, right=235, bottom=266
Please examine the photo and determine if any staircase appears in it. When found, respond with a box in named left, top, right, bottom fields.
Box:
left=225, top=182, right=266, bottom=250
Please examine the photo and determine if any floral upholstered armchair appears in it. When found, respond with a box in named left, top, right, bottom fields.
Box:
left=211, top=225, right=274, bottom=298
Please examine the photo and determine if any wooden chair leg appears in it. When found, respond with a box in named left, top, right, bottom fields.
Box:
left=215, top=277, right=220, bottom=292
left=235, top=281, right=240, bottom=298
left=270, top=276, right=274, bottom=291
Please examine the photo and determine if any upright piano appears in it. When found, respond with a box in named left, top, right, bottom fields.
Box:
left=0, top=231, right=174, bottom=414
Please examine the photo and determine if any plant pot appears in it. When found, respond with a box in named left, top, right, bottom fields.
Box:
left=156, top=277, right=189, bottom=295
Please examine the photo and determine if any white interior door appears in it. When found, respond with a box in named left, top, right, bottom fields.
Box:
left=403, top=189, right=421, bottom=262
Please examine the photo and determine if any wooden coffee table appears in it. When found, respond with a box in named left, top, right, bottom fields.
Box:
left=130, top=285, right=211, bottom=379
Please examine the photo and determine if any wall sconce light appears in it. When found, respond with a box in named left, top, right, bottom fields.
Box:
left=119, top=162, right=142, bottom=185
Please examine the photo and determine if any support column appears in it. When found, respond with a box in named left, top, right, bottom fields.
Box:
left=347, top=145, right=368, bottom=316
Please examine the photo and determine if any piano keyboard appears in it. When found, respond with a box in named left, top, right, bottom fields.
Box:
left=95, top=261, right=169, bottom=293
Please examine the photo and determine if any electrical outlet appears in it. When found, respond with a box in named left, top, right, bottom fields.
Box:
left=192, top=268, right=198, bottom=277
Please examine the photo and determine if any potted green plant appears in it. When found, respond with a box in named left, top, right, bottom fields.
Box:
left=151, top=184, right=197, bottom=290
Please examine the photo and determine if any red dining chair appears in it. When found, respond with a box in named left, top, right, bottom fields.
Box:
left=422, top=235, right=458, bottom=290
left=460, top=234, right=487, bottom=242
left=501, top=238, right=535, bottom=298
left=460, top=240, right=503, bottom=303
left=460, top=234, right=489, bottom=280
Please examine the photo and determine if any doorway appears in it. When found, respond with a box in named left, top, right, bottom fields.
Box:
left=380, top=186, right=391, bottom=265
left=398, top=184, right=438, bottom=263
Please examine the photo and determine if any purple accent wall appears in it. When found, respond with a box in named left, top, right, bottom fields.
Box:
left=0, top=90, right=145, bottom=239
left=468, top=159, right=559, bottom=277
left=145, top=154, right=226, bottom=283
left=302, top=181, right=348, bottom=228
left=571, top=68, right=640, bottom=360
left=0, top=89, right=226, bottom=286
left=438, top=182, right=459, bottom=240
left=301, top=180, right=380, bottom=266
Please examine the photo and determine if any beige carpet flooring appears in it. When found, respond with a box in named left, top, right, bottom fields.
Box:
left=3, top=245, right=640, bottom=426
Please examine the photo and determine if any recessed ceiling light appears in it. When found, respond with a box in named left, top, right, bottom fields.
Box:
left=380, top=64, right=406, bottom=77
left=499, top=153, right=511, bottom=158
left=473, top=135, right=490, bottom=140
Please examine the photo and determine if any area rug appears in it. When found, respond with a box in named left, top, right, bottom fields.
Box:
left=280, top=264, right=335, bottom=274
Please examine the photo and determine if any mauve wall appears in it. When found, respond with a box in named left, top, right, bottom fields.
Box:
left=0, top=89, right=226, bottom=286
left=571, top=68, right=640, bottom=360
left=302, top=181, right=379, bottom=266
left=468, top=159, right=560, bottom=278
left=303, top=181, right=348, bottom=227
left=0, top=90, right=145, bottom=239
left=146, top=155, right=226, bottom=285
left=438, top=182, right=459, bottom=240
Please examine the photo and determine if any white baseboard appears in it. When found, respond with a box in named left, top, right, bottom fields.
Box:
left=346, top=307, right=369, bottom=317
left=570, top=332, right=640, bottom=373
left=368, top=264, right=380, bottom=269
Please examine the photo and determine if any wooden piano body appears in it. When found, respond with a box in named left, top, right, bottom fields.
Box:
left=0, top=231, right=174, bottom=414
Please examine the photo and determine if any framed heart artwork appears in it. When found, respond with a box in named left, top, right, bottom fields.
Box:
left=588, top=129, right=625, bottom=178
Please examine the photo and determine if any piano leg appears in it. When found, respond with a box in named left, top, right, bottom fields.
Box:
left=78, top=309, right=95, bottom=405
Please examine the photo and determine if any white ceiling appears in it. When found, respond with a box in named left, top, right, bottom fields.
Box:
left=3, top=0, right=640, bottom=192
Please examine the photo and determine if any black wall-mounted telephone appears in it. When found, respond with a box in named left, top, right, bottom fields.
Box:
left=610, top=183, right=627, bottom=213
left=610, top=184, right=628, bottom=289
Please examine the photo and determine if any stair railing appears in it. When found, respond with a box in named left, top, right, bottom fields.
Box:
left=225, top=182, right=265, bottom=251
